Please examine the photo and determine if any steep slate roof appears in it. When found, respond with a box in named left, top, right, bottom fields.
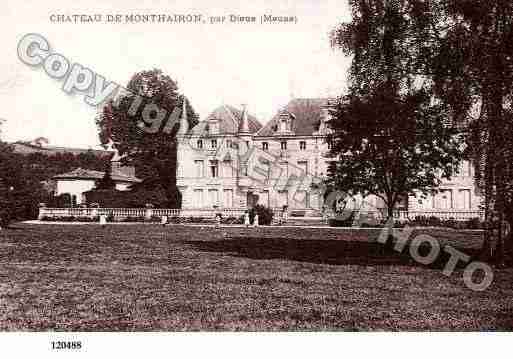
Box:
left=256, top=98, right=329, bottom=137
left=53, top=168, right=141, bottom=183
left=190, top=105, right=262, bottom=135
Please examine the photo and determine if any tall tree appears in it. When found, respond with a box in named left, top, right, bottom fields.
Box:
left=428, top=0, right=513, bottom=263
left=95, top=163, right=116, bottom=190
left=0, top=142, right=47, bottom=227
left=328, top=0, right=464, bottom=220
left=96, top=69, right=199, bottom=208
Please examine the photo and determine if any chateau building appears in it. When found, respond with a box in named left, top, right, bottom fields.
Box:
left=176, top=98, right=482, bottom=215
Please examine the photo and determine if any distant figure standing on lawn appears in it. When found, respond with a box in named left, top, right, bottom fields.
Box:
left=215, top=213, right=222, bottom=229
left=281, top=205, right=288, bottom=225
left=99, top=214, right=107, bottom=227
left=244, top=210, right=250, bottom=227
left=253, top=213, right=259, bottom=227
left=321, top=205, right=329, bottom=225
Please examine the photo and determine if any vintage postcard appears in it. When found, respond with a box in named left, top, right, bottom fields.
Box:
left=0, top=0, right=511, bottom=357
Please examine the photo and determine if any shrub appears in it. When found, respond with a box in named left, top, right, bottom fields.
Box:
left=406, top=216, right=485, bottom=230
left=84, top=188, right=171, bottom=208
left=328, top=211, right=356, bottom=227
left=222, top=216, right=243, bottom=224
left=465, top=217, right=482, bottom=230
left=76, top=216, right=95, bottom=222
left=407, top=215, right=442, bottom=227
left=443, top=218, right=457, bottom=229
left=355, top=212, right=381, bottom=227
left=249, top=205, right=274, bottom=225
left=428, top=216, right=442, bottom=227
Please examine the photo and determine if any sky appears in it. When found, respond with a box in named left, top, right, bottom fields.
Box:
left=1, top=0, right=351, bottom=149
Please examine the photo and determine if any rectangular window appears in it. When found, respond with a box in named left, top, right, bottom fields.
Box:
left=280, top=141, right=287, bottom=150
left=193, top=189, right=203, bottom=207
left=222, top=160, right=233, bottom=177
left=459, top=189, right=471, bottom=209
left=211, top=139, right=217, bottom=148
left=418, top=194, right=434, bottom=210
left=259, top=190, right=270, bottom=207
left=207, top=189, right=219, bottom=207
left=223, top=189, right=234, bottom=208
left=280, top=162, right=289, bottom=178
left=262, top=142, right=269, bottom=151
left=299, top=141, right=306, bottom=150
left=194, top=160, right=204, bottom=178
left=209, top=160, right=219, bottom=178
left=278, top=190, right=288, bottom=208
left=226, top=139, right=232, bottom=148
left=437, top=189, right=453, bottom=209
left=197, top=139, right=203, bottom=149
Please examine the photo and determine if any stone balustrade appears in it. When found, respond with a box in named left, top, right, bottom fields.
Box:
left=38, top=206, right=483, bottom=222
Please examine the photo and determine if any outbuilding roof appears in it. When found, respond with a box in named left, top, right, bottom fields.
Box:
left=53, top=168, right=141, bottom=183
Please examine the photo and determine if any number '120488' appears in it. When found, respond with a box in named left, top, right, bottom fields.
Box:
left=51, top=341, right=82, bottom=350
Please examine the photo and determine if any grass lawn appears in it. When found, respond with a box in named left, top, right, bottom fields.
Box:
left=0, top=223, right=511, bottom=331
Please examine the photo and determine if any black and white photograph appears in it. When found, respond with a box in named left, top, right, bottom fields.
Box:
left=0, top=0, right=512, bottom=357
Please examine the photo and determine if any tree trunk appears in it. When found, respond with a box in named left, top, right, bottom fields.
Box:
left=496, top=211, right=505, bottom=266
left=382, top=195, right=397, bottom=250
left=504, top=210, right=513, bottom=265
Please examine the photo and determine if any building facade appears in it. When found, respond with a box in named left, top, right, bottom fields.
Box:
left=53, top=154, right=141, bottom=205
left=176, top=98, right=482, bottom=215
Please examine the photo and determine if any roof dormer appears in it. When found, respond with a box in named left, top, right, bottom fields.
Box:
left=313, top=103, right=333, bottom=136
left=275, top=110, right=295, bottom=135
left=207, top=117, right=221, bottom=135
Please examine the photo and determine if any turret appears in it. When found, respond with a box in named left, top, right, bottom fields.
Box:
left=177, top=96, right=188, bottom=136
left=238, top=104, right=250, bottom=134
left=236, top=104, right=253, bottom=177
